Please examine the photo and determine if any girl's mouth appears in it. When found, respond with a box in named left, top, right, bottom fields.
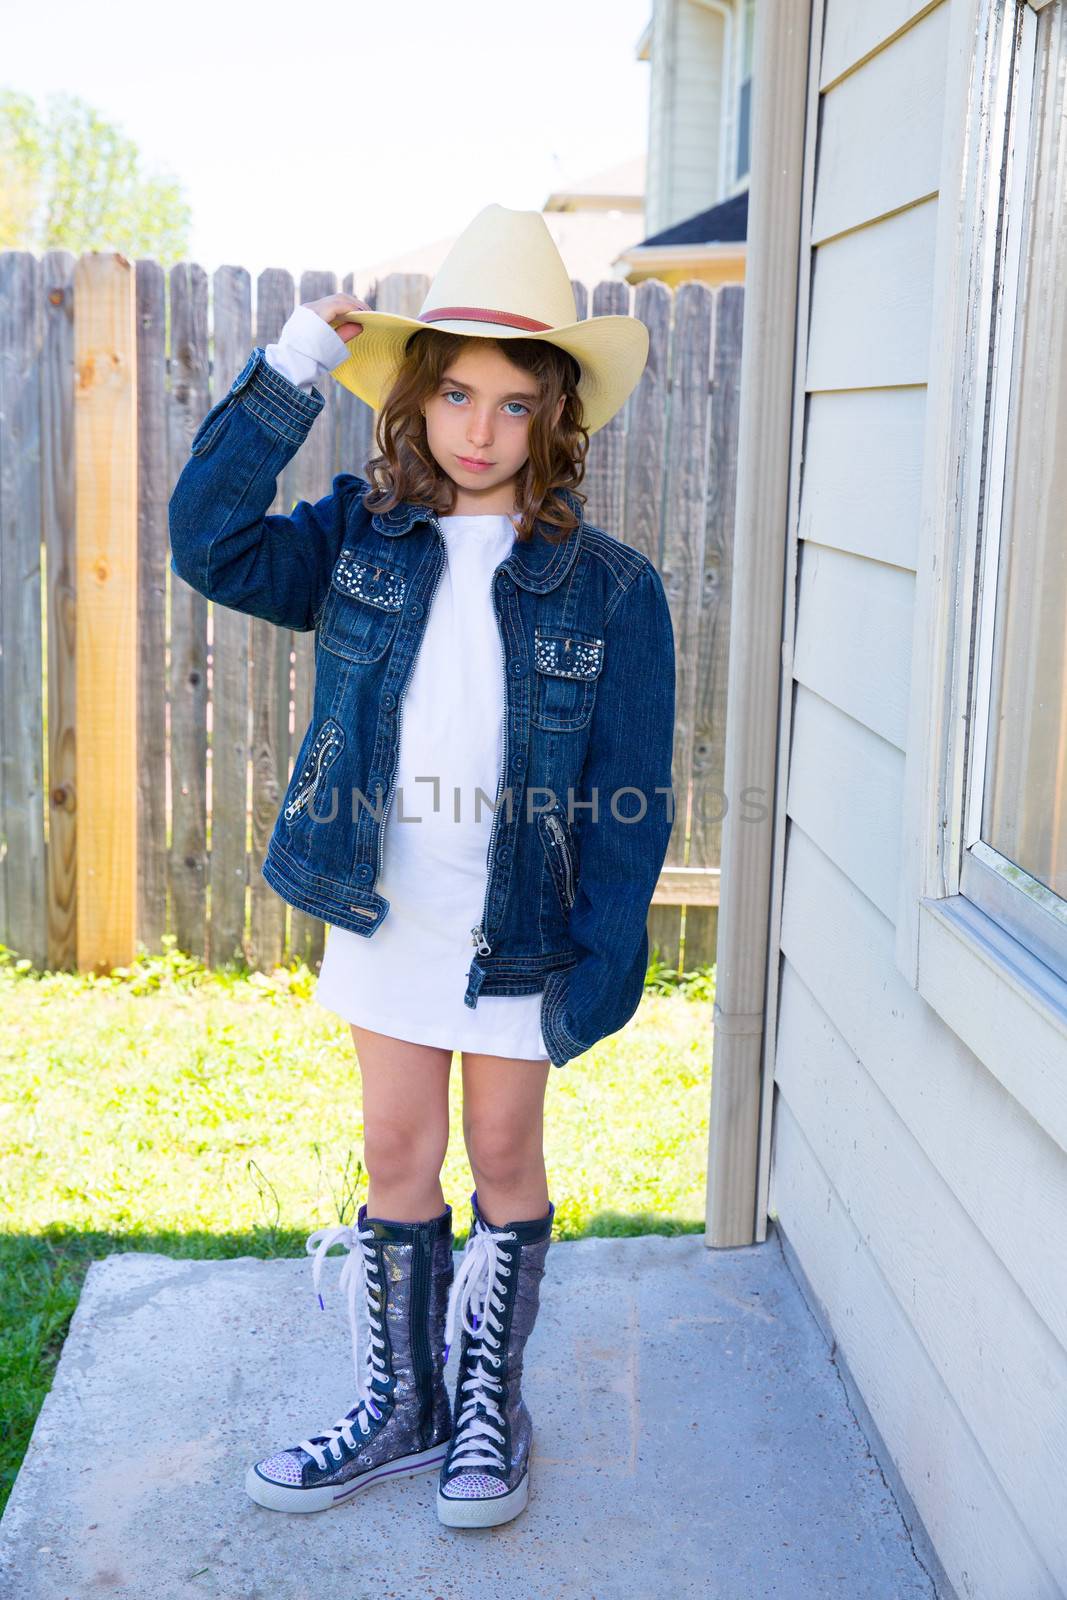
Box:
left=456, top=456, right=493, bottom=472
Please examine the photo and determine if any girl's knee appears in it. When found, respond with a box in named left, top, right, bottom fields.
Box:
left=364, top=1116, right=447, bottom=1188
left=465, top=1118, right=542, bottom=1188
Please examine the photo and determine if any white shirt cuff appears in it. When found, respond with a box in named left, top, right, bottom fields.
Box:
left=263, top=303, right=351, bottom=393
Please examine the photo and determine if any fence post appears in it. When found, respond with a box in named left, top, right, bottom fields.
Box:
left=74, top=251, right=139, bottom=972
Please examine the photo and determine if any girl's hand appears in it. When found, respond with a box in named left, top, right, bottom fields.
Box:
left=304, top=292, right=372, bottom=343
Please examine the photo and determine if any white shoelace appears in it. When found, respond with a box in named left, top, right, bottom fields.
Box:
left=443, top=1223, right=517, bottom=1475
left=296, top=1222, right=389, bottom=1471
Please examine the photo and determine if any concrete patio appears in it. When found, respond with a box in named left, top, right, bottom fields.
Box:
left=0, top=1223, right=938, bottom=1599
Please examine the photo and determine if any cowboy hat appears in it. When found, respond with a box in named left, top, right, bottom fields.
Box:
left=327, top=202, right=649, bottom=436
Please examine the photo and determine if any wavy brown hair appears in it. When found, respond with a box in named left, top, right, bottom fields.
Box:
left=361, top=330, right=590, bottom=544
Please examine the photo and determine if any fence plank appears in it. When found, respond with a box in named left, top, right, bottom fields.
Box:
left=626, top=280, right=672, bottom=566
left=627, top=276, right=675, bottom=972
left=40, top=250, right=78, bottom=973
left=338, top=275, right=379, bottom=479
left=584, top=279, right=631, bottom=535
left=273, top=282, right=308, bottom=969
left=167, top=263, right=210, bottom=962
left=207, top=268, right=253, bottom=968
left=688, top=283, right=744, bottom=968
left=0, top=252, right=47, bottom=966
left=247, top=270, right=296, bottom=974
left=659, top=281, right=715, bottom=972
left=73, top=251, right=139, bottom=971
left=286, top=270, right=338, bottom=973
left=135, top=259, right=169, bottom=957
left=624, top=278, right=678, bottom=968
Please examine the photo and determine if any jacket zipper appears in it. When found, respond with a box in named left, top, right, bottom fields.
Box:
left=375, top=516, right=448, bottom=883
left=284, top=726, right=341, bottom=823
left=470, top=570, right=510, bottom=957
left=546, top=809, right=576, bottom=909
left=412, top=1226, right=433, bottom=1444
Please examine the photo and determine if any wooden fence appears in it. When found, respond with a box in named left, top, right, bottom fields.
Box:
left=0, top=249, right=741, bottom=979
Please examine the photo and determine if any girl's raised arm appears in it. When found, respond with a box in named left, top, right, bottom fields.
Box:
left=168, top=296, right=368, bottom=632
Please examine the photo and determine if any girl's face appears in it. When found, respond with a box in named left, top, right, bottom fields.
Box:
left=422, top=341, right=566, bottom=515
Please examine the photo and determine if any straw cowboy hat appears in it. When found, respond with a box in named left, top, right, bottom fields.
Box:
left=327, top=202, right=649, bottom=436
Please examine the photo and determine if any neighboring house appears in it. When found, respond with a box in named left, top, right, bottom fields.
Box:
left=539, top=156, right=649, bottom=286
left=353, top=157, right=648, bottom=294
left=709, top=1, right=1067, bottom=1596
left=617, top=0, right=754, bottom=284
left=621, top=190, right=747, bottom=286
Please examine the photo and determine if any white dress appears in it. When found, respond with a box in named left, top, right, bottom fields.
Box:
left=263, top=307, right=549, bottom=1060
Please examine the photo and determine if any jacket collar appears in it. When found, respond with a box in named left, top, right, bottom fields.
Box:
left=370, top=486, right=584, bottom=594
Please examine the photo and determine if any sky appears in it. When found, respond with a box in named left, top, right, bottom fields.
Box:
left=5, top=0, right=652, bottom=281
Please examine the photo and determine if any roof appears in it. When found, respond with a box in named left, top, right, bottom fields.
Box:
left=640, top=188, right=748, bottom=247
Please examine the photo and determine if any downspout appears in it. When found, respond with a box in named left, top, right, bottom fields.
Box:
left=704, top=0, right=811, bottom=1247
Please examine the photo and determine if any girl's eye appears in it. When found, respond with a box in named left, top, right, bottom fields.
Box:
left=442, top=389, right=530, bottom=418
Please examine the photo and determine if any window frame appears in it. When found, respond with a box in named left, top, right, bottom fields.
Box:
left=896, top=0, right=1067, bottom=1152
left=955, top=0, right=1067, bottom=982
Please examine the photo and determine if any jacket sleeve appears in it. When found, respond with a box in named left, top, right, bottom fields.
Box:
left=263, top=303, right=349, bottom=393
left=540, top=560, right=677, bottom=1068
left=168, top=345, right=360, bottom=632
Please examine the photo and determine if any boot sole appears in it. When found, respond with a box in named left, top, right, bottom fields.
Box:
left=436, top=1469, right=530, bottom=1528
left=246, top=1443, right=449, bottom=1513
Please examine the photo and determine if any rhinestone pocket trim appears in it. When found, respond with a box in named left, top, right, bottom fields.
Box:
left=333, top=553, right=406, bottom=610
left=533, top=632, right=604, bottom=679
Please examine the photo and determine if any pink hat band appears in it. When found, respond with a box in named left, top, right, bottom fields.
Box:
left=417, top=305, right=553, bottom=332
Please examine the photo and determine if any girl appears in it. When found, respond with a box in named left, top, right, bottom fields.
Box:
left=168, top=203, right=676, bottom=1530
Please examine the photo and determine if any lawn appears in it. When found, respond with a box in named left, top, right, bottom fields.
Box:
left=0, top=938, right=713, bottom=1516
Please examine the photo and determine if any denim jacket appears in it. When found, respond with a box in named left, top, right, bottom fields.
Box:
left=168, top=347, right=677, bottom=1069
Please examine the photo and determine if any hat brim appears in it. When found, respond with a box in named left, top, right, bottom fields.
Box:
left=326, top=310, right=649, bottom=437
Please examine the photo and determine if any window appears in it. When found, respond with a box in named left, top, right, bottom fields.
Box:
left=960, top=0, right=1067, bottom=982
left=897, top=0, right=1067, bottom=1111
left=736, top=0, right=756, bottom=182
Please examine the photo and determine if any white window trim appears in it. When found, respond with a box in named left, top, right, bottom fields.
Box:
left=896, top=0, right=1067, bottom=1154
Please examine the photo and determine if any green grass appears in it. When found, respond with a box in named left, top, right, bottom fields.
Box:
left=0, top=936, right=713, bottom=1515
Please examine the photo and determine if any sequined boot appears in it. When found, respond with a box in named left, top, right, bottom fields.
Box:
left=245, top=1202, right=454, bottom=1512
left=436, top=1190, right=554, bottom=1528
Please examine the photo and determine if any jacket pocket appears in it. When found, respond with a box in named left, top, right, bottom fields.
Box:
left=318, top=553, right=406, bottom=663
left=537, top=803, right=578, bottom=914
left=284, top=717, right=344, bottom=825
left=531, top=627, right=604, bottom=731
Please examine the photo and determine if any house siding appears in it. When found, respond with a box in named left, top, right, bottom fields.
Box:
left=646, top=0, right=729, bottom=234
left=771, top=2, right=1067, bottom=1595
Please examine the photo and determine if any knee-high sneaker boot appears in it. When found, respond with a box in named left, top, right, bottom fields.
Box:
left=437, top=1190, right=554, bottom=1528
left=245, top=1202, right=454, bottom=1512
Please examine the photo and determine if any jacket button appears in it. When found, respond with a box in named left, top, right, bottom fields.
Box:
left=408, top=601, right=423, bottom=618
left=510, top=754, right=523, bottom=771
left=382, top=692, right=395, bottom=710
left=356, top=864, right=371, bottom=881
left=509, top=659, right=525, bottom=675
left=499, top=574, right=513, bottom=591
left=498, top=844, right=512, bottom=863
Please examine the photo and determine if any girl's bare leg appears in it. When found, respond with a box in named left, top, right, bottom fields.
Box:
left=459, top=1052, right=551, bottom=1227
left=350, top=1024, right=452, bottom=1221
